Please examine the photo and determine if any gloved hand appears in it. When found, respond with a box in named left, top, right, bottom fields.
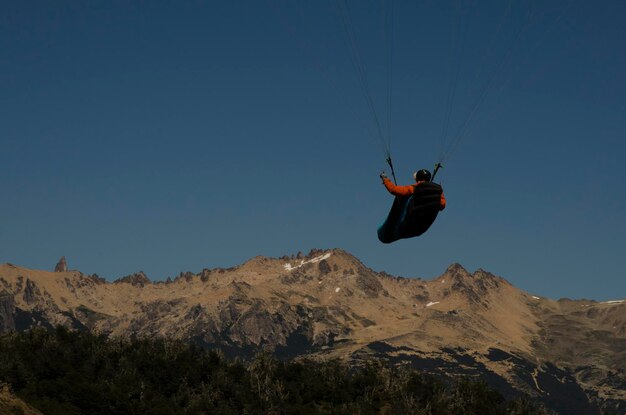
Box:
left=380, top=171, right=388, bottom=181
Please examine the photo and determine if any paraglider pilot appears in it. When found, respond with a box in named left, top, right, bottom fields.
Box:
left=376, top=168, right=446, bottom=243
left=380, top=169, right=446, bottom=210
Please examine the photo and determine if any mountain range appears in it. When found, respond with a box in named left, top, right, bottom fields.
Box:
left=1, top=249, right=624, bottom=414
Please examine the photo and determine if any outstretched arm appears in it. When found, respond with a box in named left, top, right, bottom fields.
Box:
left=382, top=177, right=414, bottom=197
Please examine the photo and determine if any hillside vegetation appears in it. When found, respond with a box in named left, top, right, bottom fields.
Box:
left=0, top=327, right=553, bottom=415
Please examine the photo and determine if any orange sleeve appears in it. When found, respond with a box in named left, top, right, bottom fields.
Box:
left=382, top=178, right=414, bottom=197
left=440, top=192, right=446, bottom=210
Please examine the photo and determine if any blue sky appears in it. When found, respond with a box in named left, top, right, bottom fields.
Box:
left=1, top=1, right=625, bottom=300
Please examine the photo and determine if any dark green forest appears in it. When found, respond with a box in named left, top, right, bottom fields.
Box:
left=0, top=327, right=553, bottom=414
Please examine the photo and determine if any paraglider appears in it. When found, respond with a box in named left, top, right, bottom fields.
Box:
left=377, top=167, right=446, bottom=244
left=275, top=1, right=561, bottom=243
left=330, top=1, right=453, bottom=243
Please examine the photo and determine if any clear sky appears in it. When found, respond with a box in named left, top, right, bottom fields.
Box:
left=1, top=1, right=625, bottom=300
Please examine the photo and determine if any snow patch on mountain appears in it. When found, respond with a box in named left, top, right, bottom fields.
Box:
left=284, top=253, right=332, bottom=271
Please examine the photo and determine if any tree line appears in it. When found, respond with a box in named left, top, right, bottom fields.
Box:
left=0, top=327, right=554, bottom=414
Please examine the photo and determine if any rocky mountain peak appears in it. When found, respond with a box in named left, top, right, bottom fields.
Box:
left=434, top=264, right=511, bottom=308
left=441, top=264, right=508, bottom=289
left=54, top=256, right=68, bottom=272
left=441, top=263, right=472, bottom=287
left=114, top=271, right=151, bottom=287
left=472, top=269, right=508, bottom=287
left=444, top=262, right=469, bottom=277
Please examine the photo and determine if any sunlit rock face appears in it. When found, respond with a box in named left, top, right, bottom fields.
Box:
left=54, top=256, right=67, bottom=273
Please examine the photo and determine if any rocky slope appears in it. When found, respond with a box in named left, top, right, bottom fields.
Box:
left=0, top=250, right=624, bottom=414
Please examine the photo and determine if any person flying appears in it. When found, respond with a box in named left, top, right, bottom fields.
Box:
left=377, top=168, right=446, bottom=243
left=380, top=169, right=446, bottom=209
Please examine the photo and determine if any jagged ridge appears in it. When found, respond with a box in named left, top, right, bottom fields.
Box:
left=0, top=249, right=625, bottom=414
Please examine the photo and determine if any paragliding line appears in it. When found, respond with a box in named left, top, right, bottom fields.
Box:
left=431, top=163, right=443, bottom=182
left=385, top=155, right=398, bottom=185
